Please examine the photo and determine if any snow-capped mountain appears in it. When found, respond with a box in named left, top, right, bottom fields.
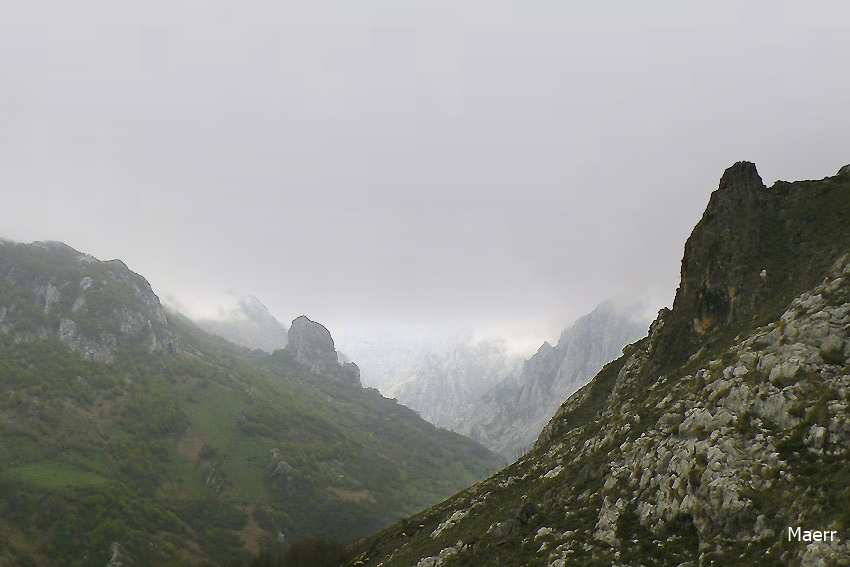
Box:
left=338, top=302, right=650, bottom=460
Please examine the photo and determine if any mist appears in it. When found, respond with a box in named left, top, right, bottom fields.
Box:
left=2, top=1, right=848, bottom=343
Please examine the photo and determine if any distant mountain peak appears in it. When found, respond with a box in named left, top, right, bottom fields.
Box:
left=455, top=300, right=649, bottom=458
left=188, top=290, right=288, bottom=352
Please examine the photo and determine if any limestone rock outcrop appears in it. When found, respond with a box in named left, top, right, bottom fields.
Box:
left=0, top=240, right=177, bottom=362
left=285, top=315, right=361, bottom=387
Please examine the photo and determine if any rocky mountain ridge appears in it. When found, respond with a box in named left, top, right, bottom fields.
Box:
left=339, top=306, right=645, bottom=461
left=454, top=301, right=648, bottom=459
left=345, top=162, right=850, bottom=566
left=0, top=240, right=177, bottom=362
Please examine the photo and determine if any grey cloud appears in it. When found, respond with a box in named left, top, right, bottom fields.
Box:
left=1, top=1, right=849, bottom=343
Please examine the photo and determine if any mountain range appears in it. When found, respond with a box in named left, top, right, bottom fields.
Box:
left=337, top=330, right=523, bottom=431
left=312, top=306, right=648, bottom=462
left=453, top=301, right=648, bottom=459
left=9, top=159, right=848, bottom=566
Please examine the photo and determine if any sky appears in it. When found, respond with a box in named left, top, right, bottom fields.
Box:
left=1, top=1, right=849, bottom=350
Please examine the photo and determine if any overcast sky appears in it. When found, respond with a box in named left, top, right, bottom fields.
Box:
left=1, top=1, right=849, bottom=348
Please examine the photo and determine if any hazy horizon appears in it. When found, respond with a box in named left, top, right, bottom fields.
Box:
left=2, top=1, right=848, bottom=349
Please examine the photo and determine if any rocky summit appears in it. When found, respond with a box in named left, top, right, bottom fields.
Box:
left=345, top=162, right=850, bottom=566
left=285, top=315, right=362, bottom=387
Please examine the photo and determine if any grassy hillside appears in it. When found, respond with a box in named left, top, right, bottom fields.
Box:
left=0, top=242, right=501, bottom=566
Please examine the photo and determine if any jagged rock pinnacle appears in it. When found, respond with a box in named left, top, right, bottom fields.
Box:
left=650, top=161, right=770, bottom=371
left=286, top=316, right=361, bottom=387
left=716, top=161, right=764, bottom=193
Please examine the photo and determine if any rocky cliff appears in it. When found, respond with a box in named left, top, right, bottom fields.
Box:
left=652, top=161, right=850, bottom=373
left=345, top=162, right=850, bottom=566
left=0, top=240, right=177, bottom=362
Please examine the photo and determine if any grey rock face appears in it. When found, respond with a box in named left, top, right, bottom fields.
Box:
left=0, top=240, right=177, bottom=362
left=651, top=161, right=771, bottom=371
left=105, top=541, right=129, bottom=567
left=288, top=315, right=337, bottom=368
left=286, top=316, right=361, bottom=387
left=527, top=255, right=850, bottom=565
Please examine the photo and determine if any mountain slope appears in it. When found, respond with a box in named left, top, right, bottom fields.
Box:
left=0, top=240, right=501, bottom=566
left=345, top=162, right=850, bottom=566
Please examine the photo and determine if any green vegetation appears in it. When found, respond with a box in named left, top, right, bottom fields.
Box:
left=1, top=461, right=111, bottom=490
left=0, top=330, right=499, bottom=565
left=0, top=241, right=501, bottom=566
